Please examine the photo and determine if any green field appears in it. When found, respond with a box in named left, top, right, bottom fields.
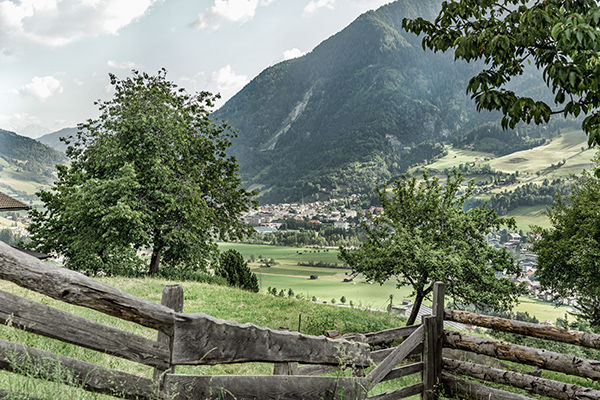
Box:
left=415, top=147, right=494, bottom=172
left=506, top=205, right=552, bottom=231
left=489, top=130, right=592, bottom=175
left=220, top=243, right=571, bottom=322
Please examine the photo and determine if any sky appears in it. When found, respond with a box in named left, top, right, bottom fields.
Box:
left=0, top=0, right=393, bottom=138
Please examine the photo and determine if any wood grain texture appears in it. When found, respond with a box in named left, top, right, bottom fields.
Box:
left=441, top=372, right=534, bottom=400
left=379, top=362, right=423, bottom=383
left=172, top=313, right=370, bottom=365
left=295, top=364, right=340, bottom=376
left=444, top=330, right=600, bottom=381
left=422, top=316, right=436, bottom=400
left=344, top=325, right=420, bottom=345
left=367, top=383, right=423, bottom=399
left=153, top=284, right=184, bottom=381
left=443, top=357, right=600, bottom=400
left=367, top=325, right=423, bottom=389
left=370, top=343, right=422, bottom=363
left=445, top=309, right=600, bottom=349
left=0, top=289, right=169, bottom=369
left=164, top=374, right=368, bottom=400
left=0, top=339, right=156, bottom=400
left=0, top=241, right=176, bottom=334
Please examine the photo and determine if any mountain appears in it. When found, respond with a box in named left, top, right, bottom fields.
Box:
left=37, top=127, right=77, bottom=153
left=216, top=0, right=549, bottom=203
left=0, top=129, right=66, bottom=202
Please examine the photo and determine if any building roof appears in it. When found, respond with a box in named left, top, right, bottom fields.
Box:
left=0, top=192, right=30, bottom=211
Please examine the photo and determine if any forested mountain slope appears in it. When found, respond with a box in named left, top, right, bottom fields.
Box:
left=216, top=0, right=540, bottom=203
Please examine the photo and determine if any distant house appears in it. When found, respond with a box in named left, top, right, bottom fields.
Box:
left=0, top=192, right=30, bottom=211
left=0, top=192, right=50, bottom=260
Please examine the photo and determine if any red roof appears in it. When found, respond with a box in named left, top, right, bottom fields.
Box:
left=0, top=192, right=29, bottom=211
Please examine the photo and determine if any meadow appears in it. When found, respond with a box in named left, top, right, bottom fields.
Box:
left=218, top=243, right=571, bottom=323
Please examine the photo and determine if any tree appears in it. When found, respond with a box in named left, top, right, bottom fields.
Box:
left=533, top=155, right=600, bottom=326
left=27, top=70, right=256, bottom=276
left=339, top=171, right=524, bottom=325
left=402, top=1, right=600, bottom=146
left=216, top=250, right=259, bottom=292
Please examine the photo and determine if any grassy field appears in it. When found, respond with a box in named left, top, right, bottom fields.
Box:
left=489, top=130, right=592, bottom=175
left=218, top=243, right=571, bottom=322
left=0, top=277, right=420, bottom=399
left=505, top=205, right=552, bottom=231
left=413, top=147, right=494, bottom=172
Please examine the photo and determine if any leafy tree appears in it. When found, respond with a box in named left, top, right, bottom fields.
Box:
left=339, top=171, right=524, bottom=325
left=533, top=156, right=600, bottom=326
left=216, top=249, right=259, bottom=292
left=27, top=70, right=256, bottom=276
left=402, top=1, right=600, bottom=146
left=340, top=296, right=346, bottom=304
left=288, top=288, right=294, bottom=297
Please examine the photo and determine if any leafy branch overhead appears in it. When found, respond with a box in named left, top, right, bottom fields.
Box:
left=402, top=0, right=600, bottom=146
left=27, top=69, right=257, bottom=276
left=339, top=171, right=525, bottom=326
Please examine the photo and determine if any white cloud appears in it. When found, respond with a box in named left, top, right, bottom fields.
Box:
left=20, top=76, right=63, bottom=101
left=211, top=65, right=248, bottom=101
left=303, top=0, right=335, bottom=15
left=282, top=48, right=306, bottom=60
left=192, top=0, right=274, bottom=30
left=107, top=60, right=139, bottom=69
left=0, top=0, right=157, bottom=50
left=0, top=112, right=42, bottom=132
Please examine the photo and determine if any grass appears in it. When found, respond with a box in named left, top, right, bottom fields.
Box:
left=505, top=205, right=551, bottom=231
left=489, top=130, right=592, bottom=175
left=413, top=147, right=494, bottom=172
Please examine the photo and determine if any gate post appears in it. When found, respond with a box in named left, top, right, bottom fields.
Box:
left=423, top=281, right=445, bottom=399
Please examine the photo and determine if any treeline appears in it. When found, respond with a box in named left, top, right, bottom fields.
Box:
left=471, top=179, right=572, bottom=215
left=244, top=229, right=362, bottom=248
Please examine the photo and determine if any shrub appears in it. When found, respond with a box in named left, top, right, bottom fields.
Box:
left=215, top=249, right=259, bottom=292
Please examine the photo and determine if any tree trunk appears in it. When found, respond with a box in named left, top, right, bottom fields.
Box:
left=149, top=244, right=163, bottom=276
left=406, top=292, right=424, bottom=326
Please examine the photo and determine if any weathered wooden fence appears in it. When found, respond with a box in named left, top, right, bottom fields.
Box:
left=0, top=241, right=436, bottom=399
left=4, top=238, right=598, bottom=400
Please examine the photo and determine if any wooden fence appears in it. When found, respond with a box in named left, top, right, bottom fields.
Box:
left=0, top=241, right=436, bottom=399
left=2, top=238, right=600, bottom=399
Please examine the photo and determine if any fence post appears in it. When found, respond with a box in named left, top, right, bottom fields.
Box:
left=153, top=284, right=184, bottom=383
left=423, top=281, right=445, bottom=400
left=422, top=315, right=436, bottom=399
left=273, top=327, right=299, bottom=375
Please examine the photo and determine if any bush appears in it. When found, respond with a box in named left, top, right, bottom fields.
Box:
left=215, top=249, right=259, bottom=292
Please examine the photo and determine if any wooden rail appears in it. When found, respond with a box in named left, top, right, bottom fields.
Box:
left=445, top=309, right=600, bottom=349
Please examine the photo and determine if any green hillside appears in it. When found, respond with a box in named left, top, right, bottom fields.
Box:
left=216, top=0, right=550, bottom=203
left=0, top=129, right=66, bottom=205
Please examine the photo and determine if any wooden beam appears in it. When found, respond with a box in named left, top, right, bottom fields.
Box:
left=153, top=284, right=184, bottom=381
left=366, top=325, right=424, bottom=389
left=380, top=362, right=423, bottom=383
left=445, top=309, right=600, bottom=350
left=0, top=339, right=156, bottom=400
left=171, top=313, right=370, bottom=365
left=441, top=372, right=534, bottom=400
left=432, top=282, right=445, bottom=388
left=164, top=374, right=367, bottom=400
left=444, top=330, right=600, bottom=381
left=370, top=343, right=422, bottom=363
left=0, top=289, right=169, bottom=369
left=443, top=357, right=600, bottom=400
left=422, top=315, right=436, bottom=400
left=0, top=241, right=176, bottom=334
left=345, top=325, right=420, bottom=345
left=367, top=383, right=423, bottom=400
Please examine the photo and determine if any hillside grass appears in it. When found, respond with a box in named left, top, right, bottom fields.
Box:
left=0, top=276, right=419, bottom=399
